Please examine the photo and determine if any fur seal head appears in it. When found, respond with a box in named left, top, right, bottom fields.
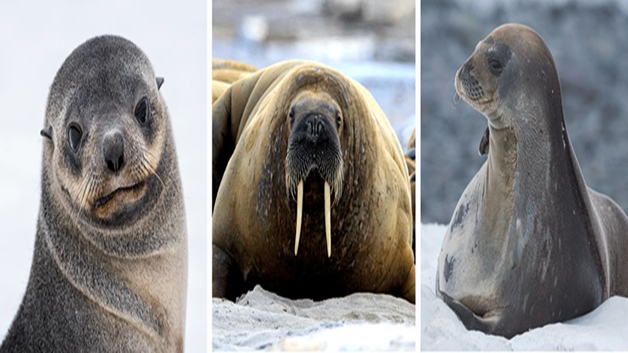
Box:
left=41, top=36, right=168, bottom=233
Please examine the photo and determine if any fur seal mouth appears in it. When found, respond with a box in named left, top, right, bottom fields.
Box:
left=93, top=181, right=148, bottom=214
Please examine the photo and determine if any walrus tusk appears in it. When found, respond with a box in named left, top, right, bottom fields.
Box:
left=294, top=179, right=304, bottom=255
left=325, top=181, right=331, bottom=258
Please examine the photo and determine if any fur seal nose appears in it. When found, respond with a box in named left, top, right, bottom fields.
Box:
left=103, top=131, right=125, bottom=173
left=305, top=114, right=325, bottom=141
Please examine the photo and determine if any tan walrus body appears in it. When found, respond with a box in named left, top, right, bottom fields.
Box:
left=212, top=59, right=257, bottom=104
left=212, top=60, right=415, bottom=303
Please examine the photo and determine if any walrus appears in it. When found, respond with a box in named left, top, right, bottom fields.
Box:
left=0, top=36, right=187, bottom=352
left=212, top=60, right=415, bottom=303
left=212, top=59, right=258, bottom=104
left=212, top=58, right=257, bottom=85
left=212, top=80, right=231, bottom=105
left=436, top=23, right=628, bottom=338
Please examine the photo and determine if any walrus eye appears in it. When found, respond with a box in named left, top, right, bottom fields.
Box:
left=288, top=109, right=295, bottom=125
left=68, top=124, right=82, bottom=151
left=134, top=97, right=150, bottom=125
left=336, top=112, right=342, bottom=128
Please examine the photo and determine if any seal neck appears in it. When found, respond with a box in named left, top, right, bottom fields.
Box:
left=485, top=121, right=517, bottom=198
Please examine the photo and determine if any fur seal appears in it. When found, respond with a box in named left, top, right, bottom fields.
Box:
left=0, top=36, right=187, bottom=352
left=212, top=60, right=415, bottom=303
left=436, top=23, right=628, bottom=338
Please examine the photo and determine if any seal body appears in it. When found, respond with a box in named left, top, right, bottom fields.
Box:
left=437, top=24, right=628, bottom=338
left=1, top=36, right=187, bottom=352
left=212, top=60, right=415, bottom=303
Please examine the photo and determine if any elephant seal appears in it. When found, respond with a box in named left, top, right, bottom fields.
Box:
left=212, top=60, right=415, bottom=303
left=1, top=36, right=187, bottom=352
left=436, top=23, right=628, bottom=338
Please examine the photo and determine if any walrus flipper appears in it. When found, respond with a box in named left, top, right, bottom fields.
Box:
left=212, top=244, right=246, bottom=301
left=439, top=291, right=499, bottom=335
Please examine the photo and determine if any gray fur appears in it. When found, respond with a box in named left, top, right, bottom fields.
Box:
left=1, top=36, right=187, bottom=352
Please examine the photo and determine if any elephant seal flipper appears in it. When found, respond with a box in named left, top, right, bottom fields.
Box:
left=439, top=291, right=498, bottom=333
left=478, top=127, right=489, bottom=156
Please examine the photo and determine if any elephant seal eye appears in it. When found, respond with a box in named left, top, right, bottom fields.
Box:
left=134, top=97, right=150, bottom=124
left=68, top=124, right=82, bottom=151
left=489, top=59, right=502, bottom=71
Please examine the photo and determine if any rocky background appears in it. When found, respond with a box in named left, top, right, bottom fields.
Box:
left=422, top=0, right=628, bottom=224
left=213, top=0, right=416, bottom=147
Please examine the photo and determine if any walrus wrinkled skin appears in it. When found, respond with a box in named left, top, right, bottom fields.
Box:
left=436, top=23, right=628, bottom=338
left=1, top=36, right=187, bottom=352
left=213, top=60, right=415, bottom=303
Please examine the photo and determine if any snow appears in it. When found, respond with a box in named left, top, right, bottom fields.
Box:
left=212, top=286, right=415, bottom=351
left=0, top=1, right=206, bottom=350
left=421, top=223, right=628, bottom=351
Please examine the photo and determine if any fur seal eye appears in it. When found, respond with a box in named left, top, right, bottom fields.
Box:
left=134, top=97, right=150, bottom=124
left=68, top=124, right=82, bottom=151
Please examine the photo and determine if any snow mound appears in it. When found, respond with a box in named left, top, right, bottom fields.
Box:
left=213, top=285, right=415, bottom=351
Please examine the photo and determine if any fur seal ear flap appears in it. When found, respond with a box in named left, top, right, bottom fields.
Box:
left=478, top=127, right=490, bottom=156
left=156, top=77, right=164, bottom=90
left=40, top=126, right=53, bottom=140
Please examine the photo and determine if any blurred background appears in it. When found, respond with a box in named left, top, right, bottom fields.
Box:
left=421, top=0, right=628, bottom=224
left=213, top=0, right=416, bottom=147
left=0, top=1, right=206, bottom=350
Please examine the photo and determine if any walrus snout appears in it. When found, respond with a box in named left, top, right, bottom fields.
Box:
left=285, top=101, right=344, bottom=259
left=303, top=113, right=327, bottom=142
